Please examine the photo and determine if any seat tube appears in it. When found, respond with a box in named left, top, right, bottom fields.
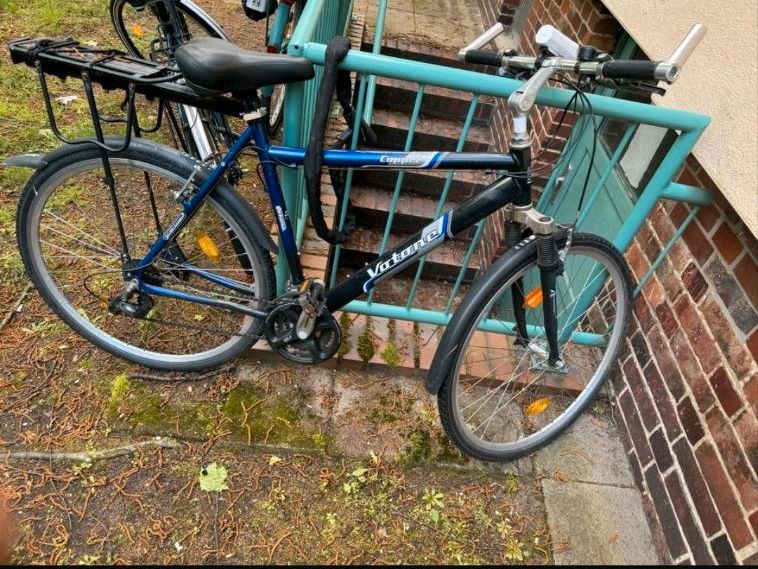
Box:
left=250, top=121, right=304, bottom=287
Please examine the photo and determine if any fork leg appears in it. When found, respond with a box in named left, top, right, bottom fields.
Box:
left=536, top=234, right=563, bottom=367
left=506, top=220, right=529, bottom=346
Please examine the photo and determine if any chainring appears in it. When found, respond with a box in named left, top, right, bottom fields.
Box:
left=263, top=300, right=341, bottom=364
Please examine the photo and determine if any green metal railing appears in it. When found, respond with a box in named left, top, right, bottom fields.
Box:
left=280, top=1, right=712, bottom=335
left=278, top=0, right=355, bottom=292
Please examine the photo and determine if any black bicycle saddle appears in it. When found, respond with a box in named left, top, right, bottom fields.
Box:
left=175, top=37, right=315, bottom=94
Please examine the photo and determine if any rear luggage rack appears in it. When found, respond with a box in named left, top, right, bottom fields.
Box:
left=8, top=37, right=248, bottom=118
left=8, top=37, right=252, bottom=206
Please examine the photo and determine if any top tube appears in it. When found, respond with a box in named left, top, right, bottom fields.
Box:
left=267, top=146, right=518, bottom=170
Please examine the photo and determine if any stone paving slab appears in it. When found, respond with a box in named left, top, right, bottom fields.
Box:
left=362, top=0, right=483, bottom=46
left=237, top=356, right=660, bottom=563
left=542, top=479, right=659, bottom=565
left=533, top=409, right=635, bottom=487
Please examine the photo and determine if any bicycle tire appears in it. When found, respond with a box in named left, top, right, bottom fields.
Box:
left=263, top=84, right=286, bottom=135
left=263, top=3, right=299, bottom=135
left=17, top=140, right=276, bottom=371
left=432, top=232, right=632, bottom=461
left=109, top=0, right=238, bottom=167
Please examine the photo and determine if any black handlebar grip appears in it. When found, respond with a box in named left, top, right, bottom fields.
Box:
left=601, top=60, right=660, bottom=80
left=464, top=49, right=504, bottom=67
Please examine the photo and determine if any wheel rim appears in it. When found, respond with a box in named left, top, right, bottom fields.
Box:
left=27, top=157, right=266, bottom=364
left=450, top=243, right=628, bottom=455
left=268, top=84, right=286, bottom=130
left=113, top=0, right=218, bottom=61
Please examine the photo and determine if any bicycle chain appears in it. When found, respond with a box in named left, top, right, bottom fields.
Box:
left=136, top=312, right=260, bottom=339
left=84, top=271, right=263, bottom=340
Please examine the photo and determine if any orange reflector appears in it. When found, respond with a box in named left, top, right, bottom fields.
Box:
left=523, top=286, right=543, bottom=309
left=131, top=23, right=144, bottom=38
left=196, top=233, right=220, bottom=260
left=525, top=397, right=552, bottom=416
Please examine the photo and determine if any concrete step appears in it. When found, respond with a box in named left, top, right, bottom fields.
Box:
left=372, top=76, right=496, bottom=124
left=369, top=107, right=492, bottom=153
left=338, top=226, right=480, bottom=282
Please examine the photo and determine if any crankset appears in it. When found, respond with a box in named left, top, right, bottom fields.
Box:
left=263, top=297, right=341, bottom=364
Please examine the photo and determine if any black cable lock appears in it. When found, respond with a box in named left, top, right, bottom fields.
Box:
left=304, top=36, right=357, bottom=245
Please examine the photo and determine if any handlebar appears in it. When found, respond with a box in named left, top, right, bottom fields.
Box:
left=461, top=23, right=706, bottom=85
left=458, top=22, right=505, bottom=61
left=462, top=49, right=506, bottom=68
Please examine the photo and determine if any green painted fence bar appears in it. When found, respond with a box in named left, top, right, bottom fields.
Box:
left=280, top=0, right=355, bottom=292
left=367, top=84, right=426, bottom=304
left=362, top=0, right=388, bottom=125
left=611, top=129, right=707, bottom=253
left=328, top=73, right=370, bottom=288
left=281, top=0, right=713, bottom=344
left=300, top=44, right=711, bottom=132
left=634, top=205, right=700, bottom=297
left=344, top=300, right=607, bottom=348
left=445, top=220, right=486, bottom=314
left=406, top=95, right=481, bottom=308
left=661, top=182, right=713, bottom=205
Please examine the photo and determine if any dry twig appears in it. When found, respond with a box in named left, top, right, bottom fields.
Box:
left=4, top=437, right=180, bottom=463
left=0, top=283, right=33, bottom=333
left=129, top=364, right=235, bottom=383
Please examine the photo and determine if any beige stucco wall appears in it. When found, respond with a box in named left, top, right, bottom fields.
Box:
left=601, top=0, right=758, bottom=236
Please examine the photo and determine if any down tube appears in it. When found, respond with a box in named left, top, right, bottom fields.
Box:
left=325, top=175, right=521, bottom=311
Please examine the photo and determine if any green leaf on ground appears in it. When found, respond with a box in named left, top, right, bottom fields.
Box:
left=199, top=462, right=228, bottom=492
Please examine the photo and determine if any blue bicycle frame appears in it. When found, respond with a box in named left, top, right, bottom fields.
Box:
left=133, top=118, right=528, bottom=318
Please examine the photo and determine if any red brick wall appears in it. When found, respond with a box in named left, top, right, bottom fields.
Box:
left=477, top=0, right=758, bottom=564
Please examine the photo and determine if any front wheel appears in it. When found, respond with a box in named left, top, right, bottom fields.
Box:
left=434, top=233, right=632, bottom=461
left=16, top=142, right=276, bottom=371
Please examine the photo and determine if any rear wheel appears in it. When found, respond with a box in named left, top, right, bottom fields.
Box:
left=434, top=233, right=632, bottom=461
left=17, top=143, right=275, bottom=371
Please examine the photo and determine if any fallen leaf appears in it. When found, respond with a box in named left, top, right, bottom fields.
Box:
left=199, top=462, right=228, bottom=492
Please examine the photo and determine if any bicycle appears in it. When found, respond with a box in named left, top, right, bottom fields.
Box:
left=109, top=0, right=302, bottom=161
left=5, top=22, right=704, bottom=461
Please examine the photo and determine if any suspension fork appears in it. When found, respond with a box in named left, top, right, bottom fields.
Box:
left=503, top=146, right=564, bottom=367
left=536, top=233, right=563, bottom=367
left=506, top=220, right=529, bottom=345
left=505, top=146, right=531, bottom=346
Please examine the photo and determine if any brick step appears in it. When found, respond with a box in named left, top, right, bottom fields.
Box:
left=349, top=184, right=475, bottom=240
left=250, top=308, right=586, bottom=393
left=372, top=76, right=496, bottom=124
left=352, top=167, right=494, bottom=202
left=338, top=226, right=480, bottom=282
left=369, top=107, right=492, bottom=153
left=362, top=34, right=479, bottom=71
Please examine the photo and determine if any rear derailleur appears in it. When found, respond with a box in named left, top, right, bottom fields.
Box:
left=263, top=279, right=341, bottom=364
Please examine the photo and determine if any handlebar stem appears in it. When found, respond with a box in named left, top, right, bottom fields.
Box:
left=507, top=58, right=560, bottom=147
